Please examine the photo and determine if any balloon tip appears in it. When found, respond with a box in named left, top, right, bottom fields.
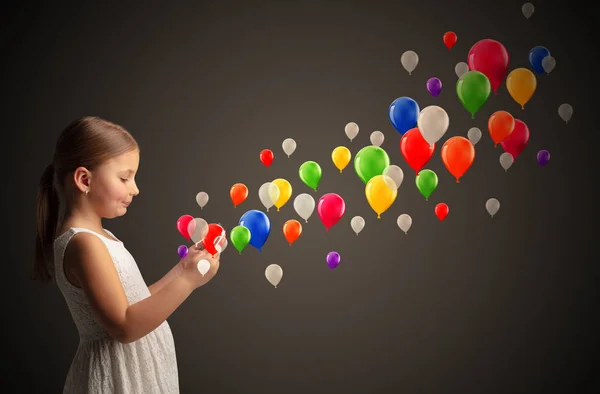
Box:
left=522, top=106, right=525, bottom=110
left=456, top=178, right=460, bottom=183
left=340, top=170, right=342, bottom=173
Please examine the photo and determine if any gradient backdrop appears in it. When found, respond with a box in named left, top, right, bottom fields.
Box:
left=4, top=0, right=598, bottom=392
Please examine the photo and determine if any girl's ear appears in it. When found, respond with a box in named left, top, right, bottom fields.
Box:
left=73, top=166, right=92, bottom=192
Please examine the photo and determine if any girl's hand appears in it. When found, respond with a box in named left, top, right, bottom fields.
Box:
left=180, top=243, right=220, bottom=290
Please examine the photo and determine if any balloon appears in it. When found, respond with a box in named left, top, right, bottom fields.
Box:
left=283, top=219, right=302, bottom=245
left=282, top=138, right=297, bottom=157
left=397, top=214, right=412, bottom=234
left=326, top=252, right=341, bottom=270
left=558, top=104, right=573, bottom=123
left=258, top=182, right=280, bottom=212
left=441, top=136, right=476, bottom=183
left=201, top=223, right=226, bottom=256
left=485, top=198, right=500, bottom=218
left=537, top=150, right=550, bottom=166
left=188, top=217, right=209, bottom=244
left=259, top=149, right=274, bottom=167
left=271, top=178, right=292, bottom=211
left=345, top=122, right=359, bottom=141
left=177, top=245, right=188, bottom=258
left=435, top=203, right=449, bottom=221
left=293, top=193, right=315, bottom=223
left=239, top=210, right=271, bottom=252
left=417, top=105, right=449, bottom=148
left=331, top=146, right=351, bottom=173
left=528, top=46, right=550, bottom=75
left=506, top=68, right=537, bottom=109
left=401, top=50, right=419, bottom=75
left=388, top=96, right=420, bottom=135
left=265, top=264, right=283, bottom=288
left=455, top=62, right=469, bottom=78
left=467, top=127, right=482, bottom=145
left=354, top=146, right=390, bottom=184
left=299, top=161, right=322, bottom=191
left=500, top=119, right=530, bottom=160
left=443, top=31, right=457, bottom=49
left=426, top=77, right=443, bottom=97
left=522, top=2, right=534, bottom=19
left=400, top=127, right=435, bottom=175
left=195, top=191, right=209, bottom=209
left=456, top=71, right=492, bottom=118
left=488, top=111, right=515, bottom=146
left=350, top=216, right=365, bottom=235
left=196, top=259, right=210, bottom=277
left=370, top=131, right=385, bottom=147
left=317, top=193, right=346, bottom=231
left=467, top=39, right=510, bottom=94
left=230, top=183, right=248, bottom=207
left=382, top=165, right=404, bottom=190
left=499, top=152, right=514, bottom=171
left=230, top=225, right=251, bottom=254
left=176, top=214, right=194, bottom=241
left=365, top=175, right=397, bottom=218
left=542, top=56, right=556, bottom=74
left=415, top=169, right=438, bottom=201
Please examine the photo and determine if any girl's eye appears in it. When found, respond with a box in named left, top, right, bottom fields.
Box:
left=121, top=178, right=129, bottom=182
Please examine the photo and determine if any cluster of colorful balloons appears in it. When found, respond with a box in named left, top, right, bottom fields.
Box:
left=176, top=215, right=227, bottom=257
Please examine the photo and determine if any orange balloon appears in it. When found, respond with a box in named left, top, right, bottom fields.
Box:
left=230, top=183, right=248, bottom=207
left=283, top=219, right=302, bottom=245
left=441, top=136, right=475, bottom=183
left=488, top=111, right=515, bottom=146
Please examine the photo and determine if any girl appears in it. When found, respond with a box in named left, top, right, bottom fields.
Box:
left=33, top=116, right=220, bottom=393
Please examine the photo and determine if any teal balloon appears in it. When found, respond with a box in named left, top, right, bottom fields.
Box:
left=354, top=146, right=391, bottom=184
left=456, top=71, right=492, bottom=119
left=415, top=169, right=438, bottom=201
left=299, top=161, right=322, bottom=191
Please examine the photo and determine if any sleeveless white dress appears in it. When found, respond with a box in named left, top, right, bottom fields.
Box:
left=54, top=227, right=179, bottom=393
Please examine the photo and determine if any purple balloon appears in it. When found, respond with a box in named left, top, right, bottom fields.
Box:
left=426, top=77, right=443, bottom=97
left=177, top=245, right=188, bottom=258
left=326, top=252, right=340, bottom=269
left=537, top=149, right=550, bottom=166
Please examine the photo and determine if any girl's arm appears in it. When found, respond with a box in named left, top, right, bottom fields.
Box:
left=147, top=261, right=184, bottom=295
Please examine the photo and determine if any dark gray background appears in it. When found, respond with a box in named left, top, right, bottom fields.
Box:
left=3, top=0, right=598, bottom=392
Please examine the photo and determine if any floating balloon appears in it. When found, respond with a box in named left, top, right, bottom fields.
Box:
left=188, top=217, right=209, bottom=244
left=283, top=219, right=302, bottom=246
left=400, top=127, right=435, bottom=175
left=467, top=127, right=482, bottom=145
left=467, top=39, right=510, bottom=94
left=230, top=183, right=248, bottom=207
left=370, top=131, right=385, bottom=147
left=443, top=31, right=457, bottom=49
left=177, top=245, right=188, bottom=258
left=282, top=138, right=297, bottom=157
left=176, top=214, right=194, bottom=241
left=239, top=210, right=271, bottom=252
left=435, top=203, right=449, bottom=221
left=427, top=77, right=443, bottom=97
left=366, top=175, right=397, bottom=218
left=317, top=193, right=346, bottom=231
left=293, top=193, right=315, bottom=223
left=417, top=105, right=449, bottom=148
left=258, top=182, right=280, bottom=212
left=488, top=111, right=515, bottom=146
left=354, top=146, right=391, bottom=184
left=197, top=259, right=210, bottom=277
left=500, top=119, right=530, bottom=160
left=441, top=136, right=476, bottom=183
left=542, top=56, right=556, bottom=74
left=558, top=104, right=573, bottom=123
left=201, top=223, right=226, bottom=257
left=388, top=96, right=420, bottom=135
left=195, top=191, right=209, bottom=209
left=485, top=198, right=500, bottom=218
left=401, top=50, right=419, bottom=75
left=415, top=169, right=438, bottom=201
left=299, top=161, right=322, bottom=191
left=271, top=178, right=292, bottom=211
left=522, top=3, right=534, bottom=19
left=326, top=252, right=341, bottom=270
left=350, top=216, right=365, bottom=235
left=499, top=152, right=514, bottom=171
left=382, top=165, right=404, bottom=190
left=230, top=225, right=251, bottom=254
left=265, top=264, right=283, bottom=288
left=397, top=214, right=412, bottom=234
left=529, top=46, right=550, bottom=75
left=332, top=146, right=351, bottom=173
left=345, top=122, right=359, bottom=141
left=506, top=68, right=537, bottom=109
left=260, top=149, right=274, bottom=167
left=537, top=150, right=550, bottom=166
left=456, top=70, right=491, bottom=118
left=455, top=62, right=469, bottom=78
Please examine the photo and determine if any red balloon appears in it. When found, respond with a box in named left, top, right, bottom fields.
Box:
left=176, top=214, right=194, bottom=241
left=202, top=223, right=226, bottom=256
left=441, top=136, right=475, bottom=183
left=467, top=39, right=509, bottom=94
left=435, top=203, right=449, bottom=221
left=500, top=119, right=530, bottom=160
left=400, top=127, right=435, bottom=175
left=260, top=149, right=274, bottom=167
left=317, top=193, right=346, bottom=232
left=443, top=31, right=457, bottom=49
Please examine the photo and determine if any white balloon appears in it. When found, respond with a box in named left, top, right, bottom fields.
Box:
left=485, top=198, right=500, bottom=218
left=370, top=131, right=385, bottom=147
left=401, top=50, right=419, bottom=75
left=197, top=259, right=211, bottom=276
left=350, top=216, right=365, bottom=235
left=214, top=236, right=228, bottom=253
left=522, top=3, right=534, bottom=19
left=455, top=62, right=469, bottom=79
left=293, top=193, right=315, bottom=222
left=265, top=264, right=283, bottom=288
left=558, top=103, right=573, bottom=123
left=282, top=138, right=297, bottom=157
left=417, top=105, right=449, bottom=148
left=382, top=165, right=404, bottom=190
left=542, top=56, right=556, bottom=74
left=195, top=192, right=209, bottom=209
left=345, top=122, right=359, bottom=141
left=499, top=152, right=514, bottom=171
left=467, top=127, right=482, bottom=145
left=397, top=214, right=412, bottom=234
left=258, top=182, right=280, bottom=211
left=188, top=218, right=209, bottom=244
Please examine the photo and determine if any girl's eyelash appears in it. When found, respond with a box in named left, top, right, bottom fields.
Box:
left=121, top=178, right=129, bottom=182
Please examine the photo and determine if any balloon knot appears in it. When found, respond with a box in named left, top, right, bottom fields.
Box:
left=277, top=208, right=279, bottom=211
left=456, top=178, right=460, bottom=183
left=377, top=214, right=381, bottom=219
left=522, top=106, right=525, bottom=110
left=340, top=170, right=342, bottom=173
left=471, top=114, right=475, bottom=120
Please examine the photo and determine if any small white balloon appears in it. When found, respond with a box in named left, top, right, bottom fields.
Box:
left=350, top=216, right=365, bottom=235
left=188, top=218, right=209, bottom=244
left=558, top=103, right=573, bottom=123
left=522, top=3, right=534, bottom=19
left=282, top=138, right=297, bottom=158
left=397, top=214, right=412, bottom=234
left=417, top=105, right=449, bottom=148
left=499, top=152, right=514, bottom=171
left=258, top=182, right=280, bottom=211
left=195, top=192, right=209, bottom=209
left=485, top=198, right=500, bottom=218
left=293, top=193, right=316, bottom=223
left=401, top=50, right=419, bottom=75
left=370, top=131, right=385, bottom=147
left=265, top=264, right=283, bottom=288
left=542, top=56, right=556, bottom=74
left=197, top=259, right=211, bottom=276
left=467, top=127, right=482, bottom=145
left=455, top=62, right=469, bottom=79
left=344, top=122, right=359, bottom=141
left=382, top=165, right=404, bottom=190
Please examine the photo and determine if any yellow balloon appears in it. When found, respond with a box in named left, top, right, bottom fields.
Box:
left=271, top=178, right=292, bottom=211
left=506, top=68, right=537, bottom=110
left=365, top=175, right=397, bottom=218
left=331, top=146, right=351, bottom=173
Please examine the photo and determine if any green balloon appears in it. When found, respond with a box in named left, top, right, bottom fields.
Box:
left=230, top=225, right=251, bottom=254
left=456, top=71, right=491, bottom=119
left=354, top=146, right=391, bottom=184
left=415, top=169, right=438, bottom=201
left=299, top=161, right=322, bottom=191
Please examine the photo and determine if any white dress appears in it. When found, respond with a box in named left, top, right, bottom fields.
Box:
left=54, top=227, right=179, bottom=393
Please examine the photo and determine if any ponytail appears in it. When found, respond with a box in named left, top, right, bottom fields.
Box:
left=33, top=163, right=60, bottom=283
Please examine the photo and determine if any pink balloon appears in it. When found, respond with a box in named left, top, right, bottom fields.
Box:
left=317, top=193, right=346, bottom=231
left=500, top=119, right=530, bottom=160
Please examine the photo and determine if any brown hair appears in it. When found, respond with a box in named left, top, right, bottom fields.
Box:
left=33, top=116, right=139, bottom=283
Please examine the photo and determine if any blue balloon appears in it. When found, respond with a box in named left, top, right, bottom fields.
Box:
left=239, top=210, right=271, bottom=252
left=388, top=97, right=419, bottom=135
left=528, top=46, right=550, bottom=75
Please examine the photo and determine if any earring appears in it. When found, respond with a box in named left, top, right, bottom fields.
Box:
left=85, top=190, right=89, bottom=195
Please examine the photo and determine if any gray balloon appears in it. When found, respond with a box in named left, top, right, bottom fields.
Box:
left=522, top=3, right=534, bottom=19
left=558, top=103, right=573, bottom=123
left=485, top=198, right=500, bottom=218
left=542, top=56, right=556, bottom=74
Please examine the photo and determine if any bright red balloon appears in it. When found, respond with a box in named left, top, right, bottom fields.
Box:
left=500, top=119, right=530, bottom=160
left=177, top=214, right=194, bottom=241
left=202, top=223, right=226, bottom=256
left=441, top=136, right=476, bottom=183
left=467, top=39, right=509, bottom=94
left=260, top=149, right=274, bottom=167
left=435, top=203, right=449, bottom=221
left=400, top=127, right=435, bottom=175
left=230, top=183, right=248, bottom=207
left=317, top=193, right=345, bottom=232
left=443, top=31, right=457, bottom=49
